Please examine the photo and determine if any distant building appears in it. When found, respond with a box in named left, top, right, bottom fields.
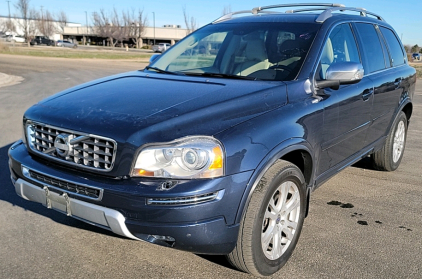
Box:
left=62, top=25, right=188, bottom=47
left=0, top=15, right=81, bottom=41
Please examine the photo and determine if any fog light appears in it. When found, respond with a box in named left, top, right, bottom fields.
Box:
left=151, top=235, right=175, bottom=242
left=147, top=190, right=224, bottom=206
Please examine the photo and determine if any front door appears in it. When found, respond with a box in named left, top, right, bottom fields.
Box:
left=316, top=23, right=373, bottom=178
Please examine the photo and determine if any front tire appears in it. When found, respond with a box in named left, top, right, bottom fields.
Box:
left=372, top=111, right=407, bottom=171
left=227, top=160, right=306, bottom=276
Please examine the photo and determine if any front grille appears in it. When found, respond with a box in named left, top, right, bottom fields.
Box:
left=27, top=168, right=103, bottom=200
left=27, top=122, right=117, bottom=172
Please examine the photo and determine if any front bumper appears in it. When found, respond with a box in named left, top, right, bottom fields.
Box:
left=8, top=140, right=252, bottom=254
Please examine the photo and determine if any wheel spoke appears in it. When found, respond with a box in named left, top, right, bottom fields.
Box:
left=264, top=208, right=278, bottom=221
left=268, top=198, right=279, bottom=213
left=285, top=219, right=298, bottom=231
left=278, top=183, right=289, bottom=208
left=282, top=226, right=294, bottom=241
left=262, top=222, right=275, bottom=250
left=273, top=226, right=283, bottom=259
left=285, top=190, right=300, bottom=214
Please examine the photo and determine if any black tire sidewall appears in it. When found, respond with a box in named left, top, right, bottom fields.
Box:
left=250, top=165, right=306, bottom=276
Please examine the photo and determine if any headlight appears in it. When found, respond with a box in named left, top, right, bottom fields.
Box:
left=23, top=122, right=35, bottom=149
left=131, top=136, right=224, bottom=179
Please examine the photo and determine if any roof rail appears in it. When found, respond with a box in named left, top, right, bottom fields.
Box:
left=213, top=10, right=278, bottom=23
left=213, top=3, right=384, bottom=23
left=316, top=7, right=384, bottom=22
left=251, top=3, right=344, bottom=14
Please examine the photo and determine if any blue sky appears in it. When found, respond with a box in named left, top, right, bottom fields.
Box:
left=1, top=0, right=420, bottom=46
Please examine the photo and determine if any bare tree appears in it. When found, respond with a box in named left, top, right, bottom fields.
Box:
left=183, top=6, right=197, bottom=35
left=14, top=0, right=37, bottom=46
left=92, top=9, right=114, bottom=46
left=35, top=9, right=56, bottom=38
left=0, top=18, right=16, bottom=33
left=110, top=8, right=126, bottom=48
left=56, top=11, right=68, bottom=33
left=126, top=9, right=147, bottom=49
left=222, top=5, right=232, bottom=15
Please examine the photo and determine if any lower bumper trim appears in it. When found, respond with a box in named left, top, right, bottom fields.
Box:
left=13, top=178, right=140, bottom=241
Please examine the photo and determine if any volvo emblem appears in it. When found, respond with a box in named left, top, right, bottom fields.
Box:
left=54, top=134, right=71, bottom=157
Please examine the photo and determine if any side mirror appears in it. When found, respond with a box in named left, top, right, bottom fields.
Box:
left=149, top=54, right=161, bottom=64
left=316, top=62, right=364, bottom=90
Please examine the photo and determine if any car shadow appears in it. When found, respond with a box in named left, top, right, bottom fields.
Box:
left=351, top=156, right=377, bottom=170
left=0, top=142, right=120, bottom=239
left=195, top=254, right=238, bottom=271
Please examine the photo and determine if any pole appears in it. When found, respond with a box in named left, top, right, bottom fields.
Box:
left=153, top=12, right=156, bottom=45
left=40, top=6, right=44, bottom=35
left=85, top=11, right=89, bottom=45
left=7, top=0, right=11, bottom=18
left=85, top=11, right=88, bottom=34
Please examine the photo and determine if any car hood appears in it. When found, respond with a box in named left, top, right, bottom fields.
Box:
left=25, top=71, right=287, bottom=144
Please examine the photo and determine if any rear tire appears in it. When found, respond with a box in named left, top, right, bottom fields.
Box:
left=227, top=160, right=306, bottom=276
left=372, top=111, right=407, bottom=171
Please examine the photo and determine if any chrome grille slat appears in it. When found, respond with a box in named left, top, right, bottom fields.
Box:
left=35, top=136, right=54, bottom=144
left=35, top=128, right=57, bottom=136
left=27, top=122, right=117, bottom=172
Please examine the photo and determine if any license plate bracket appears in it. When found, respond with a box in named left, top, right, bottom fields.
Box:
left=43, top=186, right=72, bottom=216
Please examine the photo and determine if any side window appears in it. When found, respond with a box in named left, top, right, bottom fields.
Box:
left=319, top=23, right=360, bottom=79
left=380, top=27, right=405, bottom=67
left=355, top=23, right=386, bottom=73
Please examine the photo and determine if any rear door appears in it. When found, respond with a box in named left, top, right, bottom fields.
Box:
left=354, top=23, right=407, bottom=144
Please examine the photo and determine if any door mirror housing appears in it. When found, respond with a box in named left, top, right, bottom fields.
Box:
left=149, top=54, right=161, bottom=64
left=316, top=62, right=364, bottom=90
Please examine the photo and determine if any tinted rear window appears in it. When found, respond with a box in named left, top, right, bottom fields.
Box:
left=380, top=27, right=405, bottom=67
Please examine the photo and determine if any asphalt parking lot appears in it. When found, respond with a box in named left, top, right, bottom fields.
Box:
left=0, top=54, right=421, bottom=279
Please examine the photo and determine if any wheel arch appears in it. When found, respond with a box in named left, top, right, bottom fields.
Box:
left=234, top=138, right=315, bottom=224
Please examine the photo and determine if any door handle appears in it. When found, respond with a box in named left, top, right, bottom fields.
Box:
left=362, top=88, right=374, bottom=101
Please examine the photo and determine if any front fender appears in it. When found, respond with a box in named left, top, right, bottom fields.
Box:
left=233, top=138, right=314, bottom=225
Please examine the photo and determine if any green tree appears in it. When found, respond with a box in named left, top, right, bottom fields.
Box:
left=411, top=44, right=419, bottom=53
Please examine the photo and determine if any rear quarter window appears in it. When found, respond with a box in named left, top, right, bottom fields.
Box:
left=379, top=27, right=405, bottom=67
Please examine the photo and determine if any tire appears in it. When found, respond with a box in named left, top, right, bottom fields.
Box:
left=372, top=111, right=407, bottom=171
left=227, top=160, right=306, bottom=276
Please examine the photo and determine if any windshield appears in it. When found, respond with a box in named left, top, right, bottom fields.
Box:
left=150, top=21, right=320, bottom=81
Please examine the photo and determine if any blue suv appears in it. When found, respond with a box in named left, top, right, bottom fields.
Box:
left=8, top=3, right=415, bottom=276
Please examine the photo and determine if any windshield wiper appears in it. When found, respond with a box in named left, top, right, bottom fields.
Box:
left=144, top=66, right=185, bottom=75
left=183, top=72, right=258, bottom=80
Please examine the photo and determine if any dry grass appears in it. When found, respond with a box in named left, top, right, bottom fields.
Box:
left=0, top=41, right=9, bottom=51
left=0, top=44, right=152, bottom=60
left=409, top=62, right=422, bottom=79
